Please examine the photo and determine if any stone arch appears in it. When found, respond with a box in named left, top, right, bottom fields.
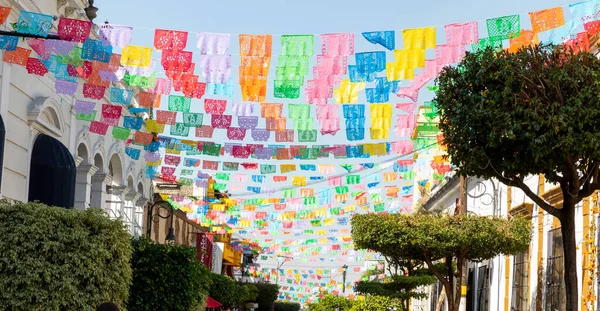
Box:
left=76, top=143, right=89, bottom=165
left=93, top=153, right=104, bottom=174
left=137, top=182, right=145, bottom=198
left=28, top=97, right=66, bottom=137
left=108, top=153, right=123, bottom=186
left=126, top=174, right=134, bottom=189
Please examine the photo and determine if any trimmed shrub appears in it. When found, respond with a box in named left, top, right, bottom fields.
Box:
left=128, top=238, right=212, bottom=311
left=274, top=301, right=301, bottom=311
left=254, top=283, right=280, bottom=311
left=0, top=200, right=132, bottom=310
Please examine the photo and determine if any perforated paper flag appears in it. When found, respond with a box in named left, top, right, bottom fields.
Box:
left=529, top=7, right=565, bottom=33
left=444, top=22, right=479, bottom=45
left=112, top=127, right=131, bottom=140
left=486, top=15, right=520, bottom=40
left=89, top=121, right=109, bottom=135
left=239, top=34, right=272, bottom=102
left=58, top=18, right=92, bottom=43
left=99, top=24, right=133, bottom=48
left=170, top=123, right=190, bottom=137
left=168, top=95, right=192, bottom=112
left=274, top=35, right=313, bottom=98
left=121, top=45, right=152, bottom=67
left=154, top=29, right=188, bottom=51
left=197, top=33, right=230, bottom=55
left=362, top=31, right=395, bottom=50
left=402, top=27, right=436, bottom=49
left=17, top=11, right=52, bottom=37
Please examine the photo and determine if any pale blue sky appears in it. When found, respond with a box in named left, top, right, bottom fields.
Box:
left=94, top=0, right=576, bottom=301
left=97, top=0, right=572, bottom=35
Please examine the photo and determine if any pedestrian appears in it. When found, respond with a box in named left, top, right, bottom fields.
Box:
left=97, top=302, right=120, bottom=311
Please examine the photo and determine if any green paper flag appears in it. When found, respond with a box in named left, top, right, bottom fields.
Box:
left=213, top=183, right=227, bottom=191
left=346, top=175, right=360, bottom=185
left=170, top=123, right=190, bottom=137
left=374, top=203, right=385, bottom=212
left=180, top=169, right=194, bottom=176
left=486, top=15, right=520, bottom=41
left=223, top=162, right=239, bottom=171
left=77, top=110, right=96, bottom=122
left=112, top=126, right=131, bottom=140
left=472, top=37, right=503, bottom=53
left=167, top=95, right=192, bottom=112
left=298, top=129, right=317, bottom=142
left=203, top=142, right=221, bottom=156
left=183, top=112, right=203, bottom=127
left=215, top=173, right=230, bottom=180
left=261, top=164, right=277, bottom=174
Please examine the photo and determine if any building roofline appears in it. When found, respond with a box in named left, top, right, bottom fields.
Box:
left=422, top=174, right=460, bottom=210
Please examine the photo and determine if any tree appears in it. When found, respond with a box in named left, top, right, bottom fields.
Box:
left=274, top=301, right=301, bottom=311
left=352, top=213, right=531, bottom=311
left=435, top=44, right=600, bottom=310
left=253, top=283, right=280, bottom=311
left=354, top=261, right=436, bottom=310
left=128, top=238, right=212, bottom=311
left=308, top=295, right=354, bottom=311
left=349, top=295, right=403, bottom=311
left=0, top=200, right=132, bottom=310
left=210, top=273, right=244, bottom=308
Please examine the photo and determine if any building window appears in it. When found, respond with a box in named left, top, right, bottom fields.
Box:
left=545, top=228, right=565, bottom=311
left=511, top=249, right=530, bottom=311
left=477, top=265, right=491, bottom=310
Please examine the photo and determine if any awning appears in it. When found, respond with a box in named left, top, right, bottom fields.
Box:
left=28, top=134, right=76, bottom=208
left=206, top=296, right=222, bottom=308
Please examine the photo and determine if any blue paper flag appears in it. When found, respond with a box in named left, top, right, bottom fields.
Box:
left=123, top=116, right=143, bottom=130
left=17, top=11, right=52, bottom=37
left=125, top=147, right=141, bottom=160
left=362, top=31, right=395, bottom=50
left=0, top=36, right=18, bottom=51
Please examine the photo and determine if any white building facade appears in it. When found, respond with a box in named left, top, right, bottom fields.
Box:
left=0, top=0, right=152, bottom=237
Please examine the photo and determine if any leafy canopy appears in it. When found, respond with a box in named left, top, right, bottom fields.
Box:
left=309, top=295, right=354, bottom=311
left=0, top=200, right=132, bottom=311
left=349, top=295, right=403, bottom=311
left=435, top=44, right=600, bottom=215
left=352, top=213, right=531, bottom=263
left=128, top=238, right=212, bottom=311
left=274, top=301, right=302, bottom=311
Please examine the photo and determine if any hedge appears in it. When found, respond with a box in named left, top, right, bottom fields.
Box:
left=127, top=238, right=212, bottom=311
left=274, top=301, right=301, bottom=311
left=0, top=200, right=132, bottom=310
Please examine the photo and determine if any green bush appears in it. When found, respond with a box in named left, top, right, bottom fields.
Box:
left=128, top=238, right=212, bottom=311
left=0, top=200, right=132, bottom=310
left=349, top=296, right=403, bottom=311
left=210, top=273, right=251, bottom=307
left=253, top=283, right=280, bottom=311
left=309, top=295, right=354, bottom=311
left=274, top=301, right=301, bottom=311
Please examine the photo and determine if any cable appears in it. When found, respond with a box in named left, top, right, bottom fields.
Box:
left=229, top=143, right=437, bottom=199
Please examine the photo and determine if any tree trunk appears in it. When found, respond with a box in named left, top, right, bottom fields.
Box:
left=559, top=205, right=578, bottom=311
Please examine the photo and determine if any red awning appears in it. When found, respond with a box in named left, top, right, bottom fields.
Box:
left=206, top=296, right=222, bottom=308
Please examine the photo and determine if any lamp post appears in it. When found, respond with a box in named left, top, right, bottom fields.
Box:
left=342, top=264, right=348, bottom=293
left=275, top=255, right=293, bottom=285
left=146, top=200, right=176, bottom=243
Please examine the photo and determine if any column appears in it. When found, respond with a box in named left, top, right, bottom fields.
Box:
left=123, top=191, right=141, bottom=236
left=135, top=197, right=149, bottom=238
left=106, top=185, right=128, bottom=220
left=90, top=174, right=111, bottom=210
left=74, top=164, right=98, bottom=210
